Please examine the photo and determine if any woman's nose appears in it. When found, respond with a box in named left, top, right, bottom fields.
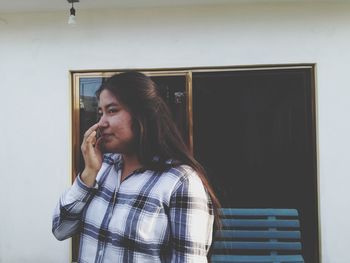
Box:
left=98, top=115, right=108, bottom=127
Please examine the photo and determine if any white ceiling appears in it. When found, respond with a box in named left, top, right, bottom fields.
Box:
left=0, top=0, right=343, bottom=13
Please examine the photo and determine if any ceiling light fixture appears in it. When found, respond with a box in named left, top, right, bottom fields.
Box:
left=67, top=0, right=79, bottom=25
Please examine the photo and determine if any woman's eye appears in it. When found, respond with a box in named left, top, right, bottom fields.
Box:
left=96, top=111, right=102, bottom=121
left=108, top=108, right=118, bottom=113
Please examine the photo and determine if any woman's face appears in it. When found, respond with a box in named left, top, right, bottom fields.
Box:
left=97, top=89, right=136, bottom=154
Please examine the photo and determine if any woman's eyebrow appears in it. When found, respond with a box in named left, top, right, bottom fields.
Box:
left=106, top=102, right=119, bottom=108
left=98, top=102, right=119, bottom=110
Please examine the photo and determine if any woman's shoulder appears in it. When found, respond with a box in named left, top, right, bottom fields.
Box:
left=161, top=164, right=205, bottom=191
left=161, top=164, right=196, bottom=180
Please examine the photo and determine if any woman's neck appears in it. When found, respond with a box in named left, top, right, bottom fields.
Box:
left=120, top=153, right=142, bottom=182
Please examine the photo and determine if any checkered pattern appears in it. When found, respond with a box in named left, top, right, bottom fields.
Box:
left=53, top=153, right=214, bottom=263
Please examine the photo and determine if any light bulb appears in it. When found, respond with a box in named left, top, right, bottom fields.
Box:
left=68, top=14, right=76, bottom=25
left=68, top=6, right=76, bottom=25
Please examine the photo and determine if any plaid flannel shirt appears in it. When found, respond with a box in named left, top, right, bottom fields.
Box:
left=52, top=153, right=214, bottom=263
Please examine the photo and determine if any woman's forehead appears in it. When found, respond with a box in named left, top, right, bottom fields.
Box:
left=98, top=90, right=120, bottom=107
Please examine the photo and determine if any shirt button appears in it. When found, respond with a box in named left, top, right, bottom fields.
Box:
left=99, top=250, right=103, bottom=256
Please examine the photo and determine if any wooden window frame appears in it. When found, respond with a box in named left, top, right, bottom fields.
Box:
left=69, top=64, right=319, bottom=262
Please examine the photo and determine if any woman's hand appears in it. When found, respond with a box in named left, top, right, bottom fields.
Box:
left=80, top=123, right=103, bottom=187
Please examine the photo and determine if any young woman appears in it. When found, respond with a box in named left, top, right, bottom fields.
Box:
left=52, top=71, right=220, bottom=262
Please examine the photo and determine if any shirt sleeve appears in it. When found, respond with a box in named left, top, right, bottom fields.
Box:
left=168, top=169, right=214, bottom=263
left=52, top=175, right=97, bottom=241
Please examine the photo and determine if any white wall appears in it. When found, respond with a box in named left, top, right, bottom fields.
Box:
left=0, top=2, right=349, bottom=262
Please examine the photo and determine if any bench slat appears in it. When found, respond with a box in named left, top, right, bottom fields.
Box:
left=211, top=209, right=305, bottom=263
left=216, top=230, right=301, bottom=239
left=211, top=254, right=305, bottom=263
left=220, top=208, right=299, bottom=217
left=213, top=241, right=302, bottom=250
left=222, top=219, right=300, bottom=228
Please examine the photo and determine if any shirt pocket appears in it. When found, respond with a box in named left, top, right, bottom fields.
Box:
left=109, top=200, right=168, bottom=246
left=134, top=203, right=165, bottom=241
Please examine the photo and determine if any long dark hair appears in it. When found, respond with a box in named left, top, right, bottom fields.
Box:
left=96, top=71, right=221, bottom=229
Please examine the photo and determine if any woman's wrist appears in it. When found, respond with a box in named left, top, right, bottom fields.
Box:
left=80, top=168, right=99, bottom=187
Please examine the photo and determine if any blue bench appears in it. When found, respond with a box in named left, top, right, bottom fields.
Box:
left=211, top=208, right=305, bottom=263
